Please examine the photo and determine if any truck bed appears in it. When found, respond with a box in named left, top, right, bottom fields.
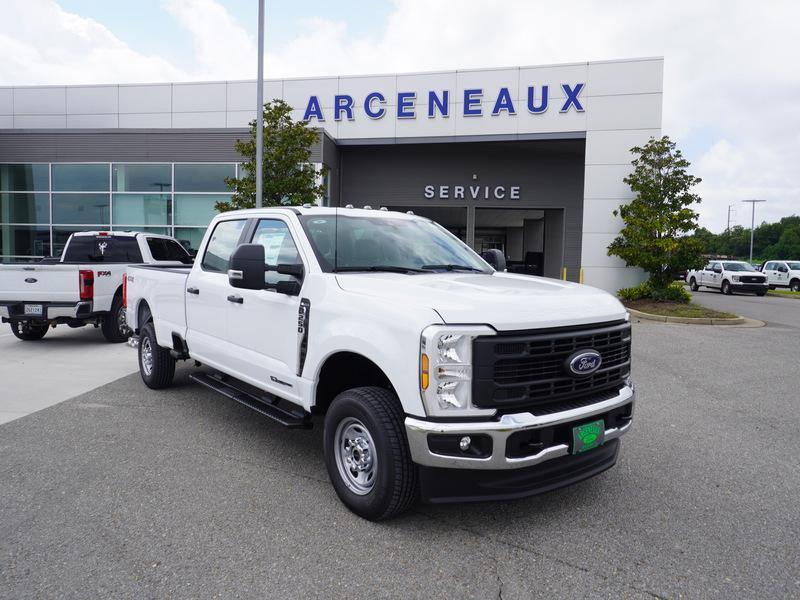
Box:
left=126, top=264, right=192, bottom=345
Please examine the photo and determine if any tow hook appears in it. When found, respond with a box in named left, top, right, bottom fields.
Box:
left=128, top=335, right=140, bottom=349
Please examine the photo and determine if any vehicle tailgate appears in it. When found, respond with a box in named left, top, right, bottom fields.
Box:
left=0, top=265, right=80, bottom=303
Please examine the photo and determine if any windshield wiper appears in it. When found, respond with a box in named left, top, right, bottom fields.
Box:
left=421, top=264, right=484, bottom=272
left=334, top=265, right=426, bottom=274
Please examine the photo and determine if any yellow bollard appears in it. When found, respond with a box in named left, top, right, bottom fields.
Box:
left=562, top=267, right=567, bottom=281
left=579, top=268, right=584, bottom=284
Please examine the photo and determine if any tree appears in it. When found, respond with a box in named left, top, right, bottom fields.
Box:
left=608, top=136, right=704, bottom=292
left=217, top=99, right=327, bottom=212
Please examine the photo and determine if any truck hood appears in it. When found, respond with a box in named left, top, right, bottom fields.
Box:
left=335, top=271, right=627, bottom=331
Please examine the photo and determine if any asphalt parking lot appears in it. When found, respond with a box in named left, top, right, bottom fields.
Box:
left=1, top=319, right=798, bottom=599
left=688, top=287, right=800, bottom=329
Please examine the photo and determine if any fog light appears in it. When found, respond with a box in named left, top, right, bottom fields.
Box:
left=459, top=436, right=471, bottom=451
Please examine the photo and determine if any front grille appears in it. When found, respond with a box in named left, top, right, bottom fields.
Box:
left=472, top=321, right=631, bottom=413
left=740, top=276, right=765, bottom=283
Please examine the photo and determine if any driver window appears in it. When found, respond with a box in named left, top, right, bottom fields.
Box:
left=251, top=219, right=301, bottom=286
left=704, top=262, right=713, bottom=271
left=713, top=263, right=722, bottom=271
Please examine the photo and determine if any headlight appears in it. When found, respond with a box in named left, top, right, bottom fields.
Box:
left=731, top=275, right=740, bottom=282
left=419, top=325, right=497, bottom=417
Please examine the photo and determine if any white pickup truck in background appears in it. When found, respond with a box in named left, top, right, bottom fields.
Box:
left=687, top=260, right=768, bottom=296
left=0, top=231, right=192, bottom=341
left=760, top=260, right=800, bottom=292
left=125, top=207, right=635, bottom=520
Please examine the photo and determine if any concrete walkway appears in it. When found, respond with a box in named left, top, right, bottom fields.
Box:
left=0, top=325, right=138, bottom=425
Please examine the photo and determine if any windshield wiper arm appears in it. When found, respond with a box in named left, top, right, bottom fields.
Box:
left=421, top=264, right=484, bottom=272
left=334, top=265, right=426, bottom=274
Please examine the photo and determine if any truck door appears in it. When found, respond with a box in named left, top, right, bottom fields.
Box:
left=775, top=262, right=789, bottom=286
left=763, top=262, right=776, bottom=286
left=184, top=218, right=247, bottom=368
left=701, top=262, right=714, bottom=286
left=709, top=262, right=722, bottom=288
left=225, top=217, right=305, bottom=403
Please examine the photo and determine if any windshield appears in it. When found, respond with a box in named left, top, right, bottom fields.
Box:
left=298, top=214, right=491, bottom=274
left=787, top=262, right=800, bottom=270
left=723, top=262, right=756, bottom=272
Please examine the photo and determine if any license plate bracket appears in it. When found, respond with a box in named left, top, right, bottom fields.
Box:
left=23, top=304, right=43, bottom=316
left=571, top=419, right=605, bottom=454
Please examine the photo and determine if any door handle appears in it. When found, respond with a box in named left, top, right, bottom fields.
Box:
left=227, top=295, right=244, bottom=304
left=187, top=287, right=200, bottom=295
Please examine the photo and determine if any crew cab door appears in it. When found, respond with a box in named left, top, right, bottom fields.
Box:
left=184, top=218, right=247, bottom=367
left=226, top=217, right=305, bottom=402
left=774, top=262, right=790, bottom=286
left=762, top=262, right=777, bottom=285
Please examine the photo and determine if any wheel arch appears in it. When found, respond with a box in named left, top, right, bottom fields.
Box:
left=313, top=351, right=395, bottom=415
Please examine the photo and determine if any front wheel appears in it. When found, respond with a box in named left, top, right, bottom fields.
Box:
left=101, top=294, right=131, bottom=343
left=689, top=278, right=699, bottom=292
left=138, top=322, right=175, bottom=389
left=324, top=387, right=418, bottom=521
left=722, top=280, right=732, bottom=295
left=791, top=279, right=800, bottom=292
left=9, top=321, right=49, bottom=341
left=756, top=291, right=767, bottom=296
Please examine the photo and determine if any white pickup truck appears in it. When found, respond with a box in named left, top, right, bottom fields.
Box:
left=760, top=260, right=800, bottom=292
left=125, top=207, right=635, bottom=520
left=0, top=231, right=192, bottom=341
left=687, top=260, right=768, bottom=296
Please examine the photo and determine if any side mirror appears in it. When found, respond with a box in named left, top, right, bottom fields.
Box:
left=713, top=266, right=722, bottom=273
left=275, top=280, right=301, bottom=296
left=276, top=263, right=304, bottom=279
left=229, top=244, right=265, bottom=290
left=481, top=249, right=507, bottom=272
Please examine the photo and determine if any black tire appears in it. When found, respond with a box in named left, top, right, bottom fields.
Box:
left=791, top=279, right=800, bottom=292
left=138, top=322, right=175, bottom=389
left=756, top=291, right=767, bottom=296
left=689, top=277, right=699, bottom=292
left=324, top=387, right=418, bottom=521
left=9, top=321, right=49, bottom=341
left=101, top=294, right=131, bottom=343
left=722, top=280, right=732, bottom=295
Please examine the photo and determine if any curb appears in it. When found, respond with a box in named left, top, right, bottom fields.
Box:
left=627, top=307, right=746, bottom=326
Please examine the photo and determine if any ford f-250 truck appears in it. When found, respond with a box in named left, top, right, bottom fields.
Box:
left=125, top=207, right=634, bottom=520
left=686, top=260, right=768, bottom=296
left=0, top=231, right=191, bottom=342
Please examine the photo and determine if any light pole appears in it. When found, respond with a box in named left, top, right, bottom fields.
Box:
left=255, top=0, right=265, bottom=208
left=741, top=199, right=766, bottom=262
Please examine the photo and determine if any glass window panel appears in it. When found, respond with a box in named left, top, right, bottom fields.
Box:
left=0, top=193, right=50, bottom=223
left=52, top=164, right=109, bottom=192
left=112, top=164, right=172, bottom=192
left=174, top=194, right=227, bottom=226
left=201, top=219, right=245, bottom=272
left=112, top=193, right=171, bottom=226
left=0, top=164, right=49, bottom=192
left=251, top=219, right=302, bottom=286
left=174, top=163, right=235, bottom=192
left=115, top=226, right=171, bottom=236
left=0, top=225, right=50, bottom=257
left=53, top=227, right=101, bottom=256
left=52, top=193, right=110, bottom=224
left=173, top=227, right=207, bottom=255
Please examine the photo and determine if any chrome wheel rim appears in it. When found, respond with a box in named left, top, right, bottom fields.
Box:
left=117, top=305, right=127, bottom=333
left=334, top=417, right=377, bottom=495
left=141, top=337, right=153, bottom=376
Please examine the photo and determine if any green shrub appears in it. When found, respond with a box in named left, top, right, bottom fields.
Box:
left=617, top=281, right=653, bottom=302
left=617, top=281, right=691, bottom=304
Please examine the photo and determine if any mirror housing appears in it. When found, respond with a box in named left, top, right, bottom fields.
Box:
left=276, top=263, right=304, bottom=279
left=229, top=244, right=265, bottom=290
left=481, top=249, right=507, bottom=272
left=713, top=266, right=722, bottom=274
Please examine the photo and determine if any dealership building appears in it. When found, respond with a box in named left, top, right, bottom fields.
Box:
left=0, top=57, right=663, bottom=291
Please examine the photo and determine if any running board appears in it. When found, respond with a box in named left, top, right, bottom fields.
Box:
left=189, top=372, right=312, bottom=429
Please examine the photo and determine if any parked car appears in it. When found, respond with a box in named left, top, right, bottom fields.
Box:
left=687, top=260, right=768, bottom=296
left=760, top=260, right=800, bottom=292
left=0, top=231, right=192, bottom=341
left=125, top=206, right=635, bottom=520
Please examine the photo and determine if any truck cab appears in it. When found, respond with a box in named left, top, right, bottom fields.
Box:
left=125, top=207, right=635, bottom=520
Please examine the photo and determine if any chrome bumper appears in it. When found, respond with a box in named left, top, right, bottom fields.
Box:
left=405, top=385, right=634, bottom=470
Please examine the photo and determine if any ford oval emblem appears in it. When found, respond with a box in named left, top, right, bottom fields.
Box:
left=25, top=278, right=38, bottom=284
left=566, top=350, right=602, bottom=376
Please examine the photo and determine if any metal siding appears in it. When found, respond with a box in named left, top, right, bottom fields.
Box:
left=336, top=140, right=585, bottom=280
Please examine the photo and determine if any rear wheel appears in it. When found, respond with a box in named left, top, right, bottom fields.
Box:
left=101, top=294, right=130, bottom=343
left=138, top=322, right=175, bottom=389
left=791, top=279, right=800, bottom=292
left=9, top=321, right=49, bottom=341
left=689, top=277, right=699, bottom=292
left=722, top=280, right=732, bottom=295
left=324, top=387, right=418, bottom=521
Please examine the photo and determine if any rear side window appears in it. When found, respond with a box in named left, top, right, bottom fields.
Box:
left=201, top=220, right=246, bottom=273
left=63, top=236, right=143, bottom=263
left=146, top=237, right=191, bottom=263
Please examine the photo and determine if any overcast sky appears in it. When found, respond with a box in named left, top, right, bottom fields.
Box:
left=1, top=0, right=798, bottom=231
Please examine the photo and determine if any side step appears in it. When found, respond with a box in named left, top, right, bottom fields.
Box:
left=189, top=372, right=312, bottom=429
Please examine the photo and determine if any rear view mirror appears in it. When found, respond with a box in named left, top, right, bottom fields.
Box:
left=229, top=244, right=265, bottom=290
left=713, top=266, right=722, bottom=273
left=276, top=263, right=304, bottom=279
left=275, top=280, right=301, bottom=296
left=481, top=249, right=507, bottom=272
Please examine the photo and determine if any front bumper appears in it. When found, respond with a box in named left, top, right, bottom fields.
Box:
left=0, top=301, right=93, bottom=322
left=730, top=282, right=768, bottom=292
left=405, top=384, right=634, bottom=470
